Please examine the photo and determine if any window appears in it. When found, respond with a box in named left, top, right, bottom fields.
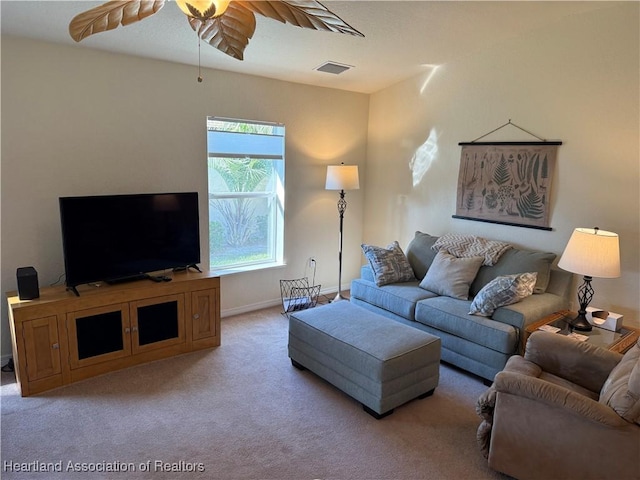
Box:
left=207, top=117, right=285, bottom=270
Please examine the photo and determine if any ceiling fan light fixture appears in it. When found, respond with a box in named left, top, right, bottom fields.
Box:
left=175, top=0, right=231, bottom=20
left=69, top=0, right=364, bottom=62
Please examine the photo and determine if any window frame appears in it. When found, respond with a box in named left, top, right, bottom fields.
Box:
left=206, top=117, right=285, bottom=272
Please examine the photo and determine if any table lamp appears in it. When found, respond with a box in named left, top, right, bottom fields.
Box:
left=326, top=163, right=359, bottom=301
left=557, top=227, right=620, bottom=331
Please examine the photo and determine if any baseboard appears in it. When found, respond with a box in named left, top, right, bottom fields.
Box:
left=220, top=287, right=338, bottom=318
left=221, top=298, right=282, bottom=318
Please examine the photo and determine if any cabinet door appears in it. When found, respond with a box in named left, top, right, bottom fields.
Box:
left=191, top=289, right=219, bottom=342
left=23, top=316, right=62, bottom=381
left=67, top=304, right=131, bottom=369
left=130, top=294, right=185, bottom=354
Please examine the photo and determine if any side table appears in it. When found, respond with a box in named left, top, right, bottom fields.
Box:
left=523, top=310, right=640, bottom=354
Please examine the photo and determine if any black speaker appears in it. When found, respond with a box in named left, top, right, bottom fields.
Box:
left=17, top=266, right=39, bottom=300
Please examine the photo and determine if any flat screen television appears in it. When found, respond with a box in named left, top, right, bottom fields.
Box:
left=59, top=192, right=200, bottom=294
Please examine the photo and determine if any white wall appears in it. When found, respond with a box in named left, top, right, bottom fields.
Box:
left=365, top=3, right=639, bottom=326
left=0, top=37, right=369, bottom=357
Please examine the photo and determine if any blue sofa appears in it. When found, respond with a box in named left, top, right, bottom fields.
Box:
left=350, top=232, right=572, bottom=382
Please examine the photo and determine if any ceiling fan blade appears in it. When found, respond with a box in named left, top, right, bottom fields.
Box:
left=188, top=3, right=257, bottom=60
left=69, top=0, right=166, bottom=42
left=239, top=0, right=364, bottom=37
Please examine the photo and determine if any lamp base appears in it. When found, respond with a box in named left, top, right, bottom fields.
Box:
left=332, top=292, right=347, bottom=302
left=572, top=276, right=594, bottom=332
left=570, top=313, right=593, bottom=332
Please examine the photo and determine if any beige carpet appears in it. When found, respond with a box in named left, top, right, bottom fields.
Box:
left=1, top=306, right=507, bottom=480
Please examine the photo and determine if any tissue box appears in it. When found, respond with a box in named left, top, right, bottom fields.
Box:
left=586, top=307, right=623, bottom=332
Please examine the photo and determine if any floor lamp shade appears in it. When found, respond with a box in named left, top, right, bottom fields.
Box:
left=326, top=164, right=359, bottom=301
left=558, top=227, right=620, bottom=331
left=325, top=165, right=360, bottom=191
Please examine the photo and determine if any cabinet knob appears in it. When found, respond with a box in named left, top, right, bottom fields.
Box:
left=193, top=314, right=200, bottom=320
left=132, top=326, right=138, bottom=332
left=52, top=343, right=59, bottom=350
left=124, top=327, right=131, bottom=333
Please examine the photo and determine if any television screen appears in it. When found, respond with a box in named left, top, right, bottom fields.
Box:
left=59, top=192, right=200, bottom=289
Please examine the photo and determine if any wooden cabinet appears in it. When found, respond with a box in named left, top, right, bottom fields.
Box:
left=7, top=271, right=220, bottom=396
left=191, top=289, right=218, bottom=346
left=22, top=316, right=62, bottom=382
left=67, top=303, right=132, bottom=369
left=130, top=294, right=186, bottom=354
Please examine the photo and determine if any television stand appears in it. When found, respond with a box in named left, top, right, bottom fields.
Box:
left=7, top=270, right=220, bottom=396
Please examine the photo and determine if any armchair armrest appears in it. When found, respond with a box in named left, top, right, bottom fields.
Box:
left=494, top=369, right=629, bottom=428
left=524, top=331, right=622, bottom=393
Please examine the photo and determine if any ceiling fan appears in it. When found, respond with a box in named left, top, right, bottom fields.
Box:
left=69, top=0, right=364, bottom=61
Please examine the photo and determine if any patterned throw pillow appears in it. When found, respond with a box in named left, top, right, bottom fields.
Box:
left=361, top=241, right=416, bottom=286
left=469, top=272, right=538, bottom=316
left=432, top=233, right=512, bottom=266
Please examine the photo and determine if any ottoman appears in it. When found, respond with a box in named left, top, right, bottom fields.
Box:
left=288, top=301, right=441, bottom=418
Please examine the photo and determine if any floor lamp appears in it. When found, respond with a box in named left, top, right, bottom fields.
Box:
left=326, top=163, right=360, bottom=301
left=557, top=227, right=620, bottom=331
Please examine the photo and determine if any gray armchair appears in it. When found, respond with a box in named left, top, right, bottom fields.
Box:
left=477, top=331, right=640, bottom=480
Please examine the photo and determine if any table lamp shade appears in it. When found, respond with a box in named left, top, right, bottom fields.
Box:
left=558, top=228, right=620, bottom=278
left=326, top=165, right=360, bottom=191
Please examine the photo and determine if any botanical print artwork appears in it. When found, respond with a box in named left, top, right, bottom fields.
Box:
left=454, top=143, right=559, bottom=230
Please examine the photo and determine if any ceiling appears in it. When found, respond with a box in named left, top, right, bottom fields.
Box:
left=1, top=1, right=613, bottom=94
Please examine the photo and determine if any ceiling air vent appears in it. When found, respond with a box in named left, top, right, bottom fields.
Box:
left=314, top=61, right=353, bottom=75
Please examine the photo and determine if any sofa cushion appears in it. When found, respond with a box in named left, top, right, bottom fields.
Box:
left=415, top=296, right=518, bottom=354
left=350, top=278, right=436, bottom=321
left=469, top=272, right=537, bottom=317
left=490, top=293, right=568, bottom=330
left=361, top=241, right=416, bottom=286
left=405, top=231, right=439, bottom=280
left=419, top=251, right=483, bottom=300
left=470, top=248, right=556, bottom=296
left=599, top=339, right=640, bottom=425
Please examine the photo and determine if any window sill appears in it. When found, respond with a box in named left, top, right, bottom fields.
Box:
left=211, top=262, right=286, bottom=276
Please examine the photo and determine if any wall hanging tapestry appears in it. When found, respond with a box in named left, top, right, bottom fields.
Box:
left=453, top=122, right=562, bottom=230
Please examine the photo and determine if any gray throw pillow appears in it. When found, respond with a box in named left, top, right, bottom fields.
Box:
left=469, top=272, right=537, bottom=317
left=361, top=241, right=416, bottom=287
left=419, top=251, right=483, bottom=300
